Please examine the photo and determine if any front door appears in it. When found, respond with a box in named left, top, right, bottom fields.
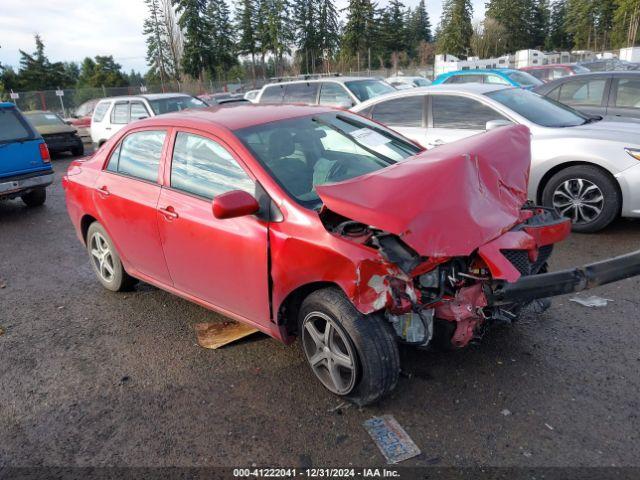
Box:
left=157, top=130, right=270, bottom=324
left=93, top=129, right=172, bottom=284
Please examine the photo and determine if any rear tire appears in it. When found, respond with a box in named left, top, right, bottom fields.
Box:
left=542, top=165, right=620, bottom=233
left=298, top=288, right=400, bottom=406
left=86, top=222, right=137, bottom=292
left=21, top=188, right=46, bottom=207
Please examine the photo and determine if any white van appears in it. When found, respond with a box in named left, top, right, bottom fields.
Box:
left=90, top=93, right=207, bottom=146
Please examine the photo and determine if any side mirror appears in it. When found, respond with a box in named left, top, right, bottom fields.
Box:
left=485, top=119, right=512, bottom=131
left=212, top=190, right=259, bottom=219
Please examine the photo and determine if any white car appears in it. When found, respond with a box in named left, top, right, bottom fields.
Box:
left=386, top=75, right=432, bottom=89
left=255, top=77, right=395, bottom=108
left=90, top=93, right=208, bottom=146
left=352, top=84, right=640, bottom=232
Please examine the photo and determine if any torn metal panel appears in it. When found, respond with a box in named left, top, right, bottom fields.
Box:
left=316, top=125, right=531, bottom=258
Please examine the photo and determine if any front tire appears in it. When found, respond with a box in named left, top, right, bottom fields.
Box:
left=21, top=188, right=46, bottom=207
left=542, top=165, right=620, bottom=233
left=86, top=222, right=137, bottom=291
left=298, top=288, right=400, bottom=406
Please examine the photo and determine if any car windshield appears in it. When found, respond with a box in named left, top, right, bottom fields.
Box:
left=344, top=80, right=395, bottom=102
left=235, top=112, right=422, bottom=209
left=486, top=88, right=588, bottom=127
left=25, top=112, right=66, bottom=127
left=506, top=71, right=543, bottom=87
left=147, top=96, right=208, bottom=115
left=572, top=65, right=591, bottom=74
left=413, top=78, right=431, bottom=87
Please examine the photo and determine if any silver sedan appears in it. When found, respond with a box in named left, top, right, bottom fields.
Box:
left=352, top=84, right=640, bottom=232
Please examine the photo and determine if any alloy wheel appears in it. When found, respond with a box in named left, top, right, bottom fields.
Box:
left=301, top=311, right=357, bottom=395
left=90, top=232, right=115, bottom=283
left=552, top=178, right=604, bottom=225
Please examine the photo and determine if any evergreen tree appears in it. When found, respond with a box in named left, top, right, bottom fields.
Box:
left=76, top=56, right=129, bottom=88
left=437, top=0, right=473, bottom=57
left=204, top=0, right=237, bottom=79
left=143, top=0, right=176, bottom=86
left=565, top=0, right=615, bottom=50
left=294, top=0, right=319, bottom=73
left=409, top=0, right=432, bottom=45
left=172, top=0, right=209, bottom=79
left=317, top=0, right=340, bottom=70
left=546, top=0, right=572, bottom=49
left=379, top=0, right=408, bottom=62
left=485, top=0, right=536, bottom=52
left=530, top=0, right=550, bottom=48
left=342, top=0, right=377, bottom=66
left=612, top=0, right=640, bottom=48
left=17, top=35, right=74, bottom=90
left=237, top=0, right=258, bottom=79
left=264, top=0, right=294, bottom=75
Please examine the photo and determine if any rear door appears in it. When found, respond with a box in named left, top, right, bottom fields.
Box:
left=426, top=94, right=510, bottom=148
left=0, top=105, right=48, bottom=177
left=368, top=95, right=427, bottom=145
left=93, top=128, right=172, bottom=283
left=608, top=75, right=640, bottom=120
left=555, top=76, right=610, bottom=117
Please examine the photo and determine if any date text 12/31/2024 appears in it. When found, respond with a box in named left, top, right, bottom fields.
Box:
left=233, top=468, right=401, bottom=478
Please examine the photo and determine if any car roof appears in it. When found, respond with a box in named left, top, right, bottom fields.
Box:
left=0, top=102, right=16, bottom=108
left=132, top=103, right=337, bottom=131
left=263, top=77, right=375, bottom=87
left=443, top=69, right=517, bottom=75
left=97, top=93, right=192, bottom=102
left=521, top=64, right=573, bottom=69
left=353, top=84, right=511, bottom=109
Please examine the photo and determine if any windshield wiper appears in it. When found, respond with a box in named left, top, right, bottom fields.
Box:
left=582, top=115, right=603, bottom=125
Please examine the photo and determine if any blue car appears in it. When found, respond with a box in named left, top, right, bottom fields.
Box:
left=0, top=102, right=54, bottom=207
left=432, top=69, right=543, bottom=90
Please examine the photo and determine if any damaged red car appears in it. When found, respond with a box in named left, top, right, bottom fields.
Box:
left=63, top=104, right=640, bottom=405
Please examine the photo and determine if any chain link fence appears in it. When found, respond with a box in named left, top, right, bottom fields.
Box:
left=3, top=67, right=434, bottom=117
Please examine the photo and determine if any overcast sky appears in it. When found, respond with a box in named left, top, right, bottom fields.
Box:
left=1, top=0, right=486, bottom=73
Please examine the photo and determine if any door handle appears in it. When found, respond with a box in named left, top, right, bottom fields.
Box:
left=432, top=139, right=445, bottom=146
left=159, top=206, right=179, bottom=220
left=96, top=186, right=110, bottom=197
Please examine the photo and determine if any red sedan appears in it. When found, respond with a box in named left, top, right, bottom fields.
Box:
left=63, top=104, right=640, bottom=404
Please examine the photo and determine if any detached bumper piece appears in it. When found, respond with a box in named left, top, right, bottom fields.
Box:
left=491, top=249, right=640, bottom=305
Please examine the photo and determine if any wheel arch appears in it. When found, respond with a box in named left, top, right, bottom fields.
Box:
left=536, top=161, right=622, bottom=206
left=276, top=281, right=344, bottom=337
left=80, top=214, right=98, bottom=245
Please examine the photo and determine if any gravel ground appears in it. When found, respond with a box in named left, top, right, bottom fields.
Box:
left=1, top=155, right=639, bottom=469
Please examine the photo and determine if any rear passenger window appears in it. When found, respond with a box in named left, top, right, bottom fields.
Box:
left=170, top=132, right=254, bottom=199
left=432, top=95, right=506, bottom=129
left=614, top=78, right=640, bottom=108
left=319, top=83, right=352, bottom=106
left=284, top=83, right=319, bottom=103
left=116, top=130, right=166, bottom=182
left=445, top=75, right=481, bottom=84
left=0, top=108, right=31, bottom=142
left=93, top=102, right=110, bottom=122
left=111, top=102, right=129, bottom=124
left=372, top=96, right=424, bottom=127
left=558, top=79, right=606, bottom=107
left=260, top=85, right=285, bottom=103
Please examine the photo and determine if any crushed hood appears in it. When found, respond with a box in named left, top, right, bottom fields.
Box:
left=316, top=125, right=531, bottom=258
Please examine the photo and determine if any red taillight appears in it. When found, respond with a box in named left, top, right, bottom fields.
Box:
left=39, top=143, right=51, bottom=163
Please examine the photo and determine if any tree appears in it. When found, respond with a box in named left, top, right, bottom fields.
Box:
left=408, top=0, right=432, bottom=47
left=237, top=0, right=258, bottom=80
left=204, top=0, right=237, bottom=79
left=76, top=56, right=129, bottom=88
left=485, top=0, right=536, bottom=52
left=379, top=0, right=408, bottom=67
left=143, top=0, right=177, bottom=88
left=317, top=0, right=340, bottom=72
left=262, top=0, right=294, bottom=75
left=342, top=0, right=377, bottom=67
left=17, top=35, right=75, bottom=90
left=293, top=0, right=319, bottom=73
left=546, top=0, right=572, bottom=49
left=172, top=0, right=209, bottom=79
left=437, top=0, right=473, bottom=57
left=530, top=0, right=550, bottom=48
left=565, top=0, right=616, bottom=50
left=612, top=0, right=640, bottom=48
left=471, top=17, right=508, bottom=57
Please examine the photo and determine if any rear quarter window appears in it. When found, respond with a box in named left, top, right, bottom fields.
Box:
left=260, top=85, right=285, bottom=103
left=93, top=102, right=110, bottom=122
left=0, top=107, right=33, bottom=143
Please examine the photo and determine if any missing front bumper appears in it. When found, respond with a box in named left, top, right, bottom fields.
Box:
left=490, top=249, right=640, bottom=305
